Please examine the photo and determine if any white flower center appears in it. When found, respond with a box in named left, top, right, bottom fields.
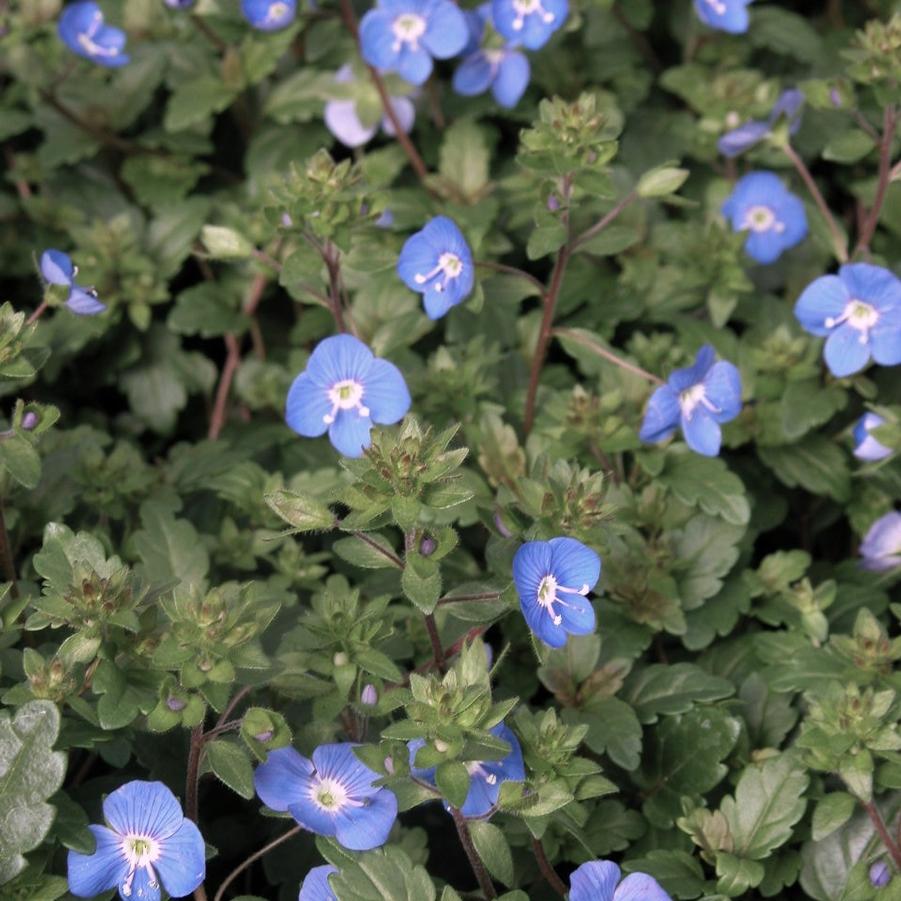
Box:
left=484, top=49, right=505, bottom=66
left=120, top=836, right=161, bottom=897
left=511, top=0, right=556, bottom=29
left=77, top=26, right=121, bottom=59
left=536, top=573, right=589, bottom=626
left=466, top=761, right=498, bottom=785
left=679, top=384, right=721, bottom=419
left=268, top=1, right=290, bottom=20
left=414, top=252, right=464, bottom=294
left=825, top=299, right=879, bottom=345
left=392, top=13, right=427, bottom=51
left=310, top=776, right=365, bottom=812
left=323, top=379, right=370, bottom=425
left=742, top=204, right=785, bottom=234
left=704, top=0, right=728, bottom=14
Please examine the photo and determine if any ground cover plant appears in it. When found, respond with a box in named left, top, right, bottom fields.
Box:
left=0, top=0, right=900, bottom=899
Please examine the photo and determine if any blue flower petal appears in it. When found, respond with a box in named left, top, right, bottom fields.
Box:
left=242, top=0, right=296, bottom=30
left=668, top=345, right=716, bottom=392
left=155, top=819, right=206, bottom=898
left=871, top=319, right=901, bottom=367
left=488, top=723, right=524, bottom=781
left=492, top=51, right=529, bottom=107
left=359, top=10, right=401, bottom=69
left=423, top=290, right=455, bottom=319
left=569, top=860, right=620, bottom=901
left=396, top=47, right=434, bottom=85
left=824, top=324, right=871, bottom=377
left=306, top=334, right=374, bottom=387
left=770, top=88, right=804, bottom=127
left=325, top=99, right=378, bottom=148
left=254, top=746, right=314, bottom=812
left=694, top=0, right=751, bottom=33
left=453, top=53, right=495, bottom=97
left=397, top=232, right=439, bottom=290
left=702, top=361, right=742, bottom=422
left=285, top=372, right=331, bottom=438
left=512, top=540, right=553, bottom=608
left=40, top=249, right=74, bottom=286
left=459, top=770, right=500, bottom=818
left=794, top=275, right=848, bottom=337
left=681, top=409, right=722, bottom=456
left=838, top=263, right=901, bottom=311
left=718, top=120, right=769, bottom=157
left=363, top=358, right=411, bottom=425
left=66, top=287, right=106, bottom=315
left=102, top=781, right=184, bottom=840
left=382, top=96, right=416, bottom=136
left=860, top=512, right=901, bottom=571
left=67, top=825, right=129, bottom=898
left=744, top=230, right=787, bottom=264
left=408, top=738, right=437, bottom=783
left=288, top=798, right=340, bottom=837
left=333, top=788, right=397, bottom=849
left=853, top=413, right=892, bottom=462
left=614, top=872, right=673, bottom=901
left=422, top=0, right=469, bottom=58
left=129, top=866, right=162, bottom=901
left=311, top=744, right=378, bottom=797
left=300, top=865, right=339, bottom=901
left=548, top=537, right=600, bottom=593
left=329, top=411, right=374, bottom=457
left=639, top=384, right=680, bottom=444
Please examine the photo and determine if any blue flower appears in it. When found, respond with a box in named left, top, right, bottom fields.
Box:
left=164, top=0, right=195, bottom=7
left=570, top=860, right=671, bottom=901
left=58, top=2, right=129, bottom=67
left=359, top=0, right=468, bottom=87
left=285, top=334, right=410, bottom=458
left=408, top=723, right=525, bottom=818
left=693, top=0, right=753, bottom=34
left=241, top=0, right=296, bottom=30
left=512, top=537, right=600, bottom=648
left=299, top=865, right=338, bottom=901
left=718, top=89, right=804, bottom=157
left=254, top=744, right=398, bottom=850
left=794, top=264, right=901, bottom=379
left=639, top=345, right=742, bottom=457
left=324, top=65, right=415, bottom=148
left=491, top=0, right=566, bottom=50
left=67, top=780, right=205, bottom=901
left=397, top=216, right=474, bottom=319
left=722, top=171, right=807, bottom=264
left=860, top=512, right=901, bottom=572
left=853, top=413, right=892, bottom=462
left=40, top=249, right=106, bottom=315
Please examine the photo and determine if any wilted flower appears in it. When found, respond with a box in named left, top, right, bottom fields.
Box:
left=639, top=345, right=742, bottom=457
left=722, top=171, right=807, bottom=264
left=40, top=249, right=106, bottom=315
left=359, top=0, right=468, bottom=86
left=569, top=860, right=671, bottom=901
left=300, top=865, right=338, bottom=901
left=58, top=2, right=129, bottom=67
left=254, top=744, right=397, bottom=850
left=718, top=88, right=804, bottom=157
left=512, top=537, right=600, bottom=647
left=853, top=413, right=892, bottom=462
left=67, top=781, right=205, bottom=900
left=794, top=264, right=901, bottom=378
left=492, top=0, right=566, bottom=49
left=397, top=216, right=474, bottom=319
left=409, top=722, right=525, bottom=817
left=860, top=512, right=901, bottom=572
left=693, top=0, right=753, bottom=34
left=285, top=334, right=411, bottom=458
left=241, top=0, right=296, bottom=30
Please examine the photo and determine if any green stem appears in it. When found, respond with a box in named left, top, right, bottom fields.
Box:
left=451, top=806, right=497, bottom=898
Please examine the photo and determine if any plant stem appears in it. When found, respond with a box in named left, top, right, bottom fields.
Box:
left=855, top=104, right=897, bottom=256
left=450, top=807, right=497, bottom=899
left=186, top=726, right=209, bottom=901
left=531, top=837, right=568, bottom=898
left=475, top=260, right=545, bottom=296
left=26, top=302, right=48, bottom=326
left=350, top=530, right=404, bottom=568
left=213, top=826, right=302, bottom=901
left=0, top=500, right=19, bottom=599
left=571, top=191, right=638, bottom=252
left=423, top=613, right=446, bottom=673
left=864, top=800, right=901, bottom=870
left=437, top=591, right=502, bottom=606
left=551, top=327, right=663, bottom=384
left=781, top=143, right=849, bottom=263
left=322, top=242, right=348, bottom=333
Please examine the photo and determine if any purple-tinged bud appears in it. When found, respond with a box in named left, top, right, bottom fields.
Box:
left=830, top=88, right=843, bottom=108
left=21, top=412, right=38, bottom=431
left=361, top=684, right=378, bottom=706
left=281, top=212, right=293, bottom=227
left=420, top=536, right=437, bottom=557
left=384, top=755, right=395, bottom=774
left=870, top=861, right=891, bottom=888
left=166, top=696, right=187, bottom=712
left=484, top=643, right=494, bottom=669
left=254, top=729, right=274, bottom=743
left=493, top=511, right=513, bottom=539
left=547, top=194, right=560, bottom=211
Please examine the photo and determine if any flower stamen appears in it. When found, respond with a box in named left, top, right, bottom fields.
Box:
left=391, top=13, right=427, bottom=52
left=414, top=252, right=463, bottom=294
left=824, top=299, right=879, bottom=345
left=536, top=574, right=589, bottom=626
left=511, top=0, right=556, bottom=30
left=323, top=379, right=370, bottom=425
left=120, top=835, right=161, bottom=898
left=742, top=204, right=785, bottom=234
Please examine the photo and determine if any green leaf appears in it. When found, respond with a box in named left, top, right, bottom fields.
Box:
left=333, top=534, right=402, bottom=569
left=823, top=130, right=875, bottom=164
left=165, top=76, right=237, bottom=132
left=204, top=740, right=255, bottom=800
left=200, top=225, right=255, bottom=260
left=568, top=698, right=643, bottom=771
left=355, top=648, right=403, bottom=682
left=330, top=846, right=436, bottom=901
left=0, top=701, right=67, bottom=884
left=658, top=453, right=750, bottom=526
left=401, top=555, right=442, bottom=614
left=779, top=379, right=847, bottom=442
left=720, top=753, right=809, bottom=859
left=0, top=433, right=41, bottom=489
left=527, top=220, right=567, bottom=260
left=265, top=488, right=335, bottom=533
left=438, top=119, right=490, bottom=201
left=435, top=761, right=470, bottom=809
left=759, top=437, right=851, bottom=503
left=133, top=498, right=210, bottom=589
left=637, top=166, right=689, bottom=198
left=468, top=820, right=514, bottom=887
left=624, top=663, right=735, bottom=723
left=811, top=792, right=856, bottom=842
left=715, top=852, right=765, bottom=896
left=623, top=849, right=707, bottom=898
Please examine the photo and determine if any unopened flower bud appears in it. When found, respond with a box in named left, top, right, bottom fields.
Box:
left=419, top=536, right=437, bottom=557
left=830, top=88, right=843, bottom=108
left=384, top=755, right=395, bottom=774
left=870, top=861, right=891, bottom=888
left=333, top=651, right=349, bottom=667
left=361, top=684, right=378, bottom=706
left=493, top=511, right=513, bottom=539
left=254, top=729, right=274, bottom=743
left=21, top=411, right=38, bottom=431
left=166, top=696, right=187, bottom=712
left=281, top=212, right=293, bottom=227
left=547, top=194, right=560, bottom=211
left=434, top=739, right=449, bottom=753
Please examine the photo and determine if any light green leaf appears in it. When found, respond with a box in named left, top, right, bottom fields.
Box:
left=469, top=820, right=514, bottom=887
left=624, top=663, right=735, bottom=723
left=204, top=740, right=255, bottom=799
left=658, top=453, right=750, bottom=526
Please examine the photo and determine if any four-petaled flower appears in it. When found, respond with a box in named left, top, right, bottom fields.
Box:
left=569, top=860, right=672, bottom=901
left=639, top=345, right=742, bottom=457
left=853, top=412, right=892, bottom=462
left=453, top=5, right=530, bottom=108
left=859, top=512, right=901, bottom=572
left=360, top=0, right=469, bottom=86
left=40, top=249, right=107, bottom=315
left=693, top=0, right=753, bottom=34
left=285, top=334, right=411, bottom=458
left=299, top=864, right=338, bottom=901
left=58, top=2, right=130, bottom=67
left=397, top=216, right=474, bottom=319
left=512, top=537, right=600, bottom=648
left=241, top=0, right=297, bottom=30
left=67, top=780, right=205, bottom=901
left=325, top=65, right=415, bottom=148
left=718, top=89, right=803, bottom=157
left=491, top=0, right=566, bottom=50
left=794, top=263, right=901, bottom=378
left=254, top=744, right=398, bottom=850
left=408, top=722, right=525, bottom=818
left=722, top=171, right=807, bottom=264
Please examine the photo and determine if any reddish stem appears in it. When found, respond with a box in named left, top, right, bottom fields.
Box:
left=855, top=105, right=897, bottom=256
